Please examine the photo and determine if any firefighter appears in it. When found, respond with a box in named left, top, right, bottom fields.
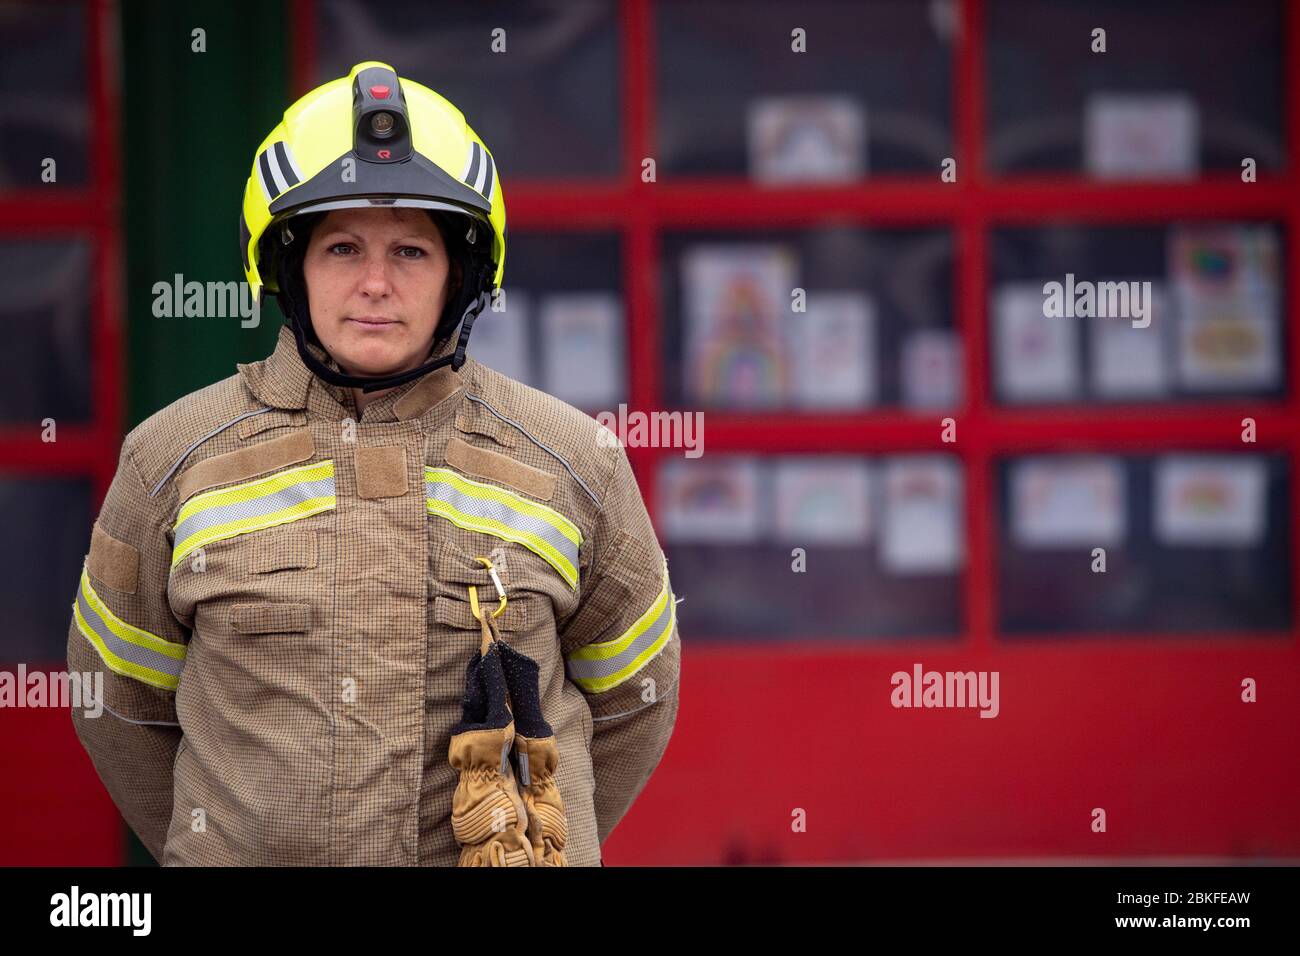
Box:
left=66, top=61, right=681, bottom=866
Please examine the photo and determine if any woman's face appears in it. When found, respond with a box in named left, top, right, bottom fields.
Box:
left=302, top=206, right=453, bottom=378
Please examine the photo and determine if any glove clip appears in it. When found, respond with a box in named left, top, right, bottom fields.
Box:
left=467, top=555, right=508, bottom=622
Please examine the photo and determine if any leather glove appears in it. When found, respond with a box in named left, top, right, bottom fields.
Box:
left=448, top=627, right=536, bottom=867
left=499, top=640, right=568, bottom=866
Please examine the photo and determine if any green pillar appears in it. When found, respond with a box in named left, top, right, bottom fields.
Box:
left=122, top=0, right=290, bottom=431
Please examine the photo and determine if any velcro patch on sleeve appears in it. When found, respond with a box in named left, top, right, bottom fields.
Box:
left=87, top=522, right=140, bottom=594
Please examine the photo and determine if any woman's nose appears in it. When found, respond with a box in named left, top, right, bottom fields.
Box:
left=358, top=254, right=392, bottom=296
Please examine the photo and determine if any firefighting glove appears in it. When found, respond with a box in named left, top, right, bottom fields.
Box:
left=499, top=640, right=568, bottom=867
left=447, top=614, right=536, bottom=867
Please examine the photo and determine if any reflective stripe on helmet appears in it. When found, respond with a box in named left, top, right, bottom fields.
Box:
left=424, top=466, right=582, bottom=590
left=564, top=560, right=675, bottom=694
left=172, top=460, right=336, bottom=566
left=480, top=150, right=495, bottom=203
left=257, top=148, right=278, bottom=201
left=460, top=141, right=496, bottom=204
left=273, top=141, right=302, bottom=187
left=256, top=141, right=302, bottom=202
left=73, top=567, right=186, bottom=691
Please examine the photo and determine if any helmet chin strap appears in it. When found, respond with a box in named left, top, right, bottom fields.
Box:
left=287, top=262, right=494, bottom=393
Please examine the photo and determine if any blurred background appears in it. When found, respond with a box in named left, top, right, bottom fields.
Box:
left=1, top=0, right=1297, bottom=865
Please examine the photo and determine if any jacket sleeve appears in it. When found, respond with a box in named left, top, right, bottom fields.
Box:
left=560, top=441, right=681, bottom=845
left=67, top=436, right=189, bottom=864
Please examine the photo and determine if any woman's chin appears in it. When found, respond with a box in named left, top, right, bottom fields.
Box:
left=320, top=325, right=435, bottom=379
left=335, top=346, right=411, bottom=379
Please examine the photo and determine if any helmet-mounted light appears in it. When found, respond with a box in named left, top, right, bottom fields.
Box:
left=352, top=65, right=410, bottom=163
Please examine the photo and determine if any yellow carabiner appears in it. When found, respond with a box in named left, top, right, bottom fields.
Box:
left=467, top=555, right=507, bottom=621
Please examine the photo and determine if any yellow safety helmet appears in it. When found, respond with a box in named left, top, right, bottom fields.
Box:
left=238, top=61, right=506, bottom=391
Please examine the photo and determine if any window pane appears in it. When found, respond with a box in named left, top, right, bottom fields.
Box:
left=0, top=476, right=92, bottom=664
left=315, top=0, right=621, bottom=179
left=0, top=1, right=89, bottom=189
left=662, top=227, right=957, bottom=410
left=656, top=0, right=954, bottom=178
left=0, top=239, right=93, bottom=424
left=987, top=0, right=1285, bottom=177
left=659, top=454, right=963, bottom=640
left=997, top=452, right=1291, bottom=636
left=990, top=222, right=1286, bottom=405
left=468, top=232, right=625, bottom=411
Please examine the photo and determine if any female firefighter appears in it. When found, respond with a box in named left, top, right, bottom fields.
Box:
left=66, top=61, right=681, bottom=866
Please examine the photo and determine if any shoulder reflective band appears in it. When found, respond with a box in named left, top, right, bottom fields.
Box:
left=424, top=466, right=582, bottom=590
left=73, top=567, right=186, bottom=691
left=172, top=460, right=336, bottom=567
left=565, top=561, right=675, bottom=694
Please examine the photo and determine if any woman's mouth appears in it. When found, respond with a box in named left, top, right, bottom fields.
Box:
left=346, top=316, right=399, bottom=329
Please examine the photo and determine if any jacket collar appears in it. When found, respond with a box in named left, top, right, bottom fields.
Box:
left=239, top=324, right=471, bottom=424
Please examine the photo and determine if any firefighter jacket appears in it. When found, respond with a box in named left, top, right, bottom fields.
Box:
left=66, top=324, right=681, bottom=865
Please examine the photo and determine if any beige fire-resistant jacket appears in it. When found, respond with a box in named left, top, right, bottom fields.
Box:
left=66, top=324, right=681, bottom=866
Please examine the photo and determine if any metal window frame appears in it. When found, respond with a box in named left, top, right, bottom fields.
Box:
left=292, top=0, right=1300, bottom=649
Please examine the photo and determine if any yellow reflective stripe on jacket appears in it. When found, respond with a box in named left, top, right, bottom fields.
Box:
left=172, top=460, right=336, bottom=566
left=566, top=560, right=675, bottom=694
left=424, top=466, right=582, bottom=590
left=73, top=566, right=186, bottom=691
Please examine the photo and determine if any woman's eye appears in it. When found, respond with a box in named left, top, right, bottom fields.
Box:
left=327, top=242, right=355, bottom=255
left=396, top=246, right=426, bottom=259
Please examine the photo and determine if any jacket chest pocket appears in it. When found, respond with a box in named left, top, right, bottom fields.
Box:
left=168, top=456, right=337, bottom=620
left=230, top=602, right=312, bottom=635
left=423, top=453, right=582, bottom=593
left=423, top=455, right=582, bottom=689
left=248, top=530, right=319, bottom=575
left=194, top=600, right=312, bottom=642
left=177, top=526, right=324, bottom=648
left=428, top=539, right=564, bottom=684
left=172, top=458, right=336, bottom=568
